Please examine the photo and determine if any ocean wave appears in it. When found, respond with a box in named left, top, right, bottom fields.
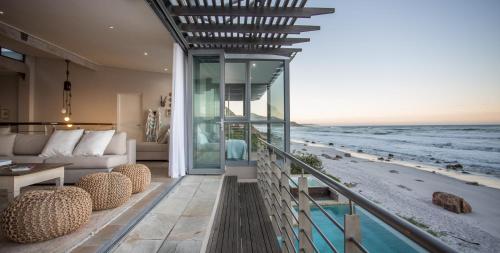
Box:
left=373, top=131, right=393, bottom=135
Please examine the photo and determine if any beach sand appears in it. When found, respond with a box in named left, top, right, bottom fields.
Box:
left=291, top=142, right=500, bottom=253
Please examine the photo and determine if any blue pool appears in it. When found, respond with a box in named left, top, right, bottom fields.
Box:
left=295, top=205, right=424, bottom=253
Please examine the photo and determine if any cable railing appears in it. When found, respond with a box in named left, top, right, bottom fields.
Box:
left=256, top=138, right=457, bottom=253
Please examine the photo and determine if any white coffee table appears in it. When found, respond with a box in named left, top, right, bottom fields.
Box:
left=0, top=163, right=68, bottom=201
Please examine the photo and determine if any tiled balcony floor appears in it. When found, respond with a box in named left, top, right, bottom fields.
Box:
left=111, top=175, right=222, bottom=253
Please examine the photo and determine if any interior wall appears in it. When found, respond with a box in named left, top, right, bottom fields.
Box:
left=0, top=73, right=19, bottom=122
left=33, top=58, right=172, bottom=141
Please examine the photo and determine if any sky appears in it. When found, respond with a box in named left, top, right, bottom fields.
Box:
left=290, top=0, right=500, bottom=125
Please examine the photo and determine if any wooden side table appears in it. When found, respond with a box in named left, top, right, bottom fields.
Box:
left=0, top=163, right=69, bottom=201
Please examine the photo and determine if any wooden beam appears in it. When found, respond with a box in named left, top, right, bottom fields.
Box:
left=0, top=21, right=99, bottom=70
left=223, top=48, right=302, bottom=57
left=187, top=37, right=310, bottom=46
left=169, top=7, right=335, bottom=18
left=179, top=24, right=320, bottom=34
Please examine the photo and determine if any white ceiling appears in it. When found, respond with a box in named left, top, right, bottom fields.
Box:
left=0, top=0, right=174, bottom=73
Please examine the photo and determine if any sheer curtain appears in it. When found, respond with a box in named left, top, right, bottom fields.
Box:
left=168, top=43, right=186, bottom=178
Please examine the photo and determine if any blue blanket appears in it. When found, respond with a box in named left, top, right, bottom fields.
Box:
left=226, top=139, right=247, bottom=160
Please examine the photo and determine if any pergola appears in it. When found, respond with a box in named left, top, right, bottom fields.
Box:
left=147, top=0, right=335, bottom=58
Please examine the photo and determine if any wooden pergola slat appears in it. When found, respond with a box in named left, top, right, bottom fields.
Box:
left=224, top=48, right=302, bottom=57
left=148, top=0, right=333, bottom=57
left=179, top=24, right=320, bottom=34
left=187, top=37, right=310, bottom=46
left=169, top=6, right=335, bottom=18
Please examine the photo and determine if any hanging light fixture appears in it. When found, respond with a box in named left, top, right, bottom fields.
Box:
left=61, top=60, right=72, bottom=122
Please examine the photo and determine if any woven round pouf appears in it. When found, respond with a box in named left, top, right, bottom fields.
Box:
left=76, top=172, right=132, bottom=211
left=114, top=164, right=151, bottom=194
left=0, top=187, right=92, bottom=243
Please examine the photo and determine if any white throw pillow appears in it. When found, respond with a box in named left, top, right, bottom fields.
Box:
left=73, top=130, right=116, bottom=156
left=39, top=129, right=84, bottom=157
left=0, top=134, right=17, bottom=156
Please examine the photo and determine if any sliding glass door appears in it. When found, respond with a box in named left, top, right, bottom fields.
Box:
left=190, top=55, right=224, bottom=173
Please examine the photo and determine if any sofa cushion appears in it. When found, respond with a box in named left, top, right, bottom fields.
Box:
left=104, top=132, right=127, bottom=155
left=9, top=156, right=46, bottom=164
left=0, top=134, right=17, bottom=156
left=40, top=129, right=84, bottom=157
left=44, top=155, right=128, bottom=169
left=137, top=142, right=168, bottom=152
left=14, top=134, right=50, bottom=155
left=74, top=130, right=115, bottom=156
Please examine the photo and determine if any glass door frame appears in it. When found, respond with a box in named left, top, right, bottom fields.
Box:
left=187, top=50, right=291, bottom=174
left=187, top=50, right=226, bottom=174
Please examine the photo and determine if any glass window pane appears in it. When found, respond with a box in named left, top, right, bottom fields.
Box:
left=225, top=123, right=248, bottom=161
left=1, top=48, right=24, bottom=61
left=270, top=123, right=285, bottom=150
left=250, top=124, right=268, bottom=161
left=225, top=62, right=246, bottom=117
left=192, top=56, right=221, bottom=168
left=250, top=61, right=285, bottom=121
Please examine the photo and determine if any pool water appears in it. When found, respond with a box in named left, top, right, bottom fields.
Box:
left=290, top=177, right=326, bottom=188
left=296, top=205, right=424, bottom=253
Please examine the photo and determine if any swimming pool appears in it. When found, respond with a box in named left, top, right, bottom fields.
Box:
left=290, top=176, right=326, bottom=188
left=296, top=204, right=424, bottom=253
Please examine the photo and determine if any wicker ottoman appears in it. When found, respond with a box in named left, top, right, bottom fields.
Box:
left=76, top=172, right=132, bottom=211
left=0, top=187, right=92, bottom=243
left=114, top=164, right=151, bottom=194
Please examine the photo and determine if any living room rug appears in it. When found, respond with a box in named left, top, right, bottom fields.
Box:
left=0, top=182, right=161, bottom=253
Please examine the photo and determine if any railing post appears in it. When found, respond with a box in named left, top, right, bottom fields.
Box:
left=281, top=158, right=294, bottom=253
left=269, top=150, right=282, bottom=239
left=344, top=201, right=362, bottom=253
left=298, top=176, right=313, bottom=253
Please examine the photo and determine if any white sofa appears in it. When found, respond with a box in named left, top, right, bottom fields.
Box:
left=0, top=133, right=136, bottom=183
left=136, top=142, right=168, bottom=161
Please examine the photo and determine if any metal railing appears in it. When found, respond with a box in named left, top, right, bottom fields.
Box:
left=0, top=122, right=115, bottom=135
left=256, top=138, right=457, bottom=253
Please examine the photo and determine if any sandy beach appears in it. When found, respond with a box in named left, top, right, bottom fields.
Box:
left=291, top=142, right=500, bottom=253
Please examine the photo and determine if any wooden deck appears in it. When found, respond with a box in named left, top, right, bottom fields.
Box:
left=207, top=176, right=280, bottom=253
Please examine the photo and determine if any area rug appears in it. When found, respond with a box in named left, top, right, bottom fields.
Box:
left=0, top=182, right=161, bottom=253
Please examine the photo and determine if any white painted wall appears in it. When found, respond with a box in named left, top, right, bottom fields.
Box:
left=32, top=58, right=172, bottom=141
left=0, top=73, right=19, bottom=122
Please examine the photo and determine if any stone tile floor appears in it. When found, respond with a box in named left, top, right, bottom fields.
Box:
left=111, top=175, right=222, bottom=253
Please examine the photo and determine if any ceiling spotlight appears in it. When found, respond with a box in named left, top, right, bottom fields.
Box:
left=252, top=63, right=256, bottom=67
left=164, top=68, right=168, bottom=71
left=0, top=11, right=4, bottom=15
left=144, top=52, right=149, bottom=56
left=108, top=25, right=114, bottom=29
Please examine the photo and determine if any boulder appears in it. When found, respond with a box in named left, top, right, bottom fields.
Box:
left=334, top=155, right=343, bottom=160
left=344, top=153, right=351, bottom=157
left=328, top=143, right=334, bottom=146
left=432, top=192, right=472, bottom=214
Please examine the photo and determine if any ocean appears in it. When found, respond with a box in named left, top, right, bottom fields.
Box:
left=291, top=125, right=500, bottom=177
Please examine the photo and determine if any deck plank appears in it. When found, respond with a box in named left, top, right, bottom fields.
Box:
left=207, top=178, right=279, bottom=253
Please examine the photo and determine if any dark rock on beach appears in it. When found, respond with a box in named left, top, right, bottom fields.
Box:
left=388, top=154, right=394, bottom=158
left=344, top=153, right=351, bottom=157
left=357, top=149, right=363, bottom=153
left=432, top=192, right=472, bottom=214
left=466, top=181, right=480, bottom=186
left=321, top=154, right=333, bottom=159
left=389, top=170, right=399, bottom=174
left=328, top=143, right=334, bottom=146
left=378, top=157, right=385, bottom=161
left=335, top=155, right=343, bottom=160
left=446, top=163, right=463, bottom=170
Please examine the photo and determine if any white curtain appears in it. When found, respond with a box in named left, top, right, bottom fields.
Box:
left=168, top=43, right=186, bottom=178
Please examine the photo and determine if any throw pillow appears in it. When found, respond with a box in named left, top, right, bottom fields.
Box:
left=39, top=129, right=84, bottom=157
left=73, top=130, right=115, bottom=156
left=0, top=134, right=17, bottom=156
left=104, top=132, right=127, bottom=155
